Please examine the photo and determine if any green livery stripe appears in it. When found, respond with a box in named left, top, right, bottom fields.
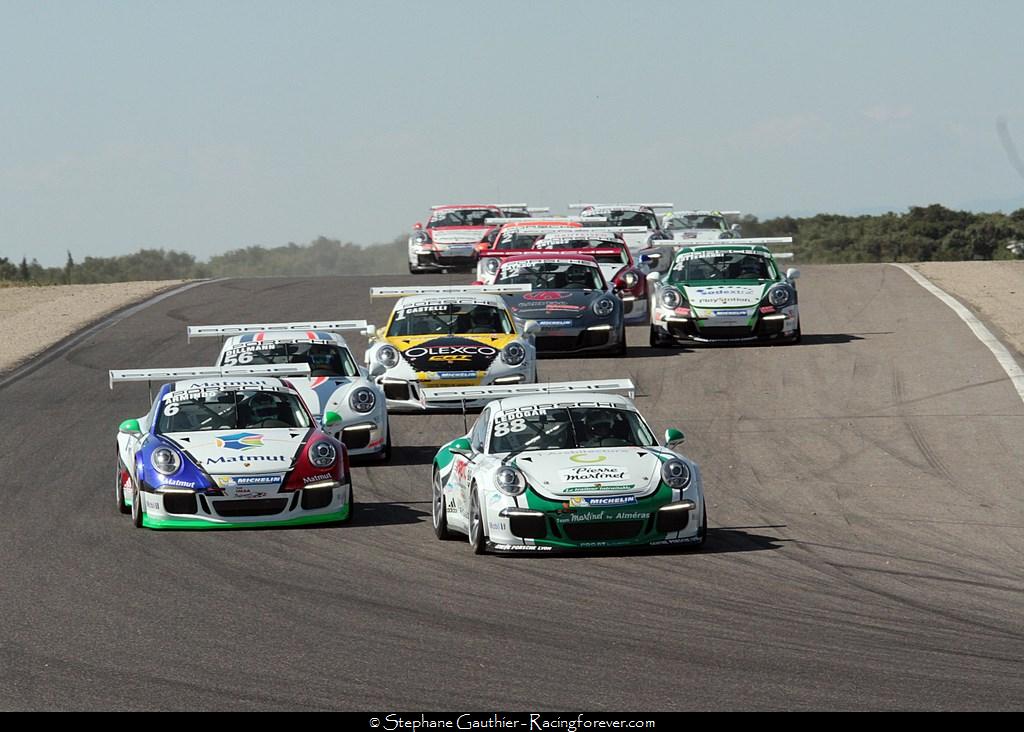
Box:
left=142, top=505, right=350, bottom=530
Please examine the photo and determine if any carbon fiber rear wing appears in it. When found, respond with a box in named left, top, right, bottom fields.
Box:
left=421, top=379, right=636, bottom=405
left=186, top=321, right=371, bottom=342
left=109, top=364, right=311, bottom=389
left=369, top=284, right=531, bottom=299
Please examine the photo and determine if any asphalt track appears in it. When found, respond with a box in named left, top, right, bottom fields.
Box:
left=0, top=266, right=1022, bottom=711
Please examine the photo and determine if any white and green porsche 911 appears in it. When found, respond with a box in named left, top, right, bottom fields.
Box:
left=429, top=380, right=706, bottom=554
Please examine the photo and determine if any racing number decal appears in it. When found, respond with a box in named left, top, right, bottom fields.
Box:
left=492, top=419, right=526, bottom=437
left=222, top=351, right=255, bottom=366
left=163, top=403, right=180, bottom=417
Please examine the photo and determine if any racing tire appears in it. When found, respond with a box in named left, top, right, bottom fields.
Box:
left=377, top=423, right=392, bottom=462
left=649, top=325, right=670, bottom=348
left=469, top=488, right=487, bottom=555
left=432, top=468, right=453, bottom=540
left=613, top=333, right=628, bottom=357
left=115, top=454, right=131, bottom=515
left=789, top=324, right=802, bottom=345
left=130, top=481, right=144, bottom=529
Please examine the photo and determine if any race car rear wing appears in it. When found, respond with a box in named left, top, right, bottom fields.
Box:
left=669, top=236, right=794, bottom=246
left=186, top=321, right=370, bottom=342
left=421, top=378, right=636, bottom=405
left=569, top=202, right=674, bottom=210
left=108, top=364, right=311, bottom=390
left=666, top=210, right=741, bottom=217
left=496, top=204, right=550, bottom=214
left=369, top=284, right=532, bottom=299
left=484, top=216, right=606, bottom=226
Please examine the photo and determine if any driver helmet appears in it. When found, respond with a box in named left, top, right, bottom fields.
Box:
left=248, top=392, right=280, bottom=422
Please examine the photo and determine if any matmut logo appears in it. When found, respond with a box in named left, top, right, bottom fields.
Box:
left=216, top=432, right=264, bottom=450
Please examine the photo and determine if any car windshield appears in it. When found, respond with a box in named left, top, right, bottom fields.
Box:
left=495, top=232, right=547, bottom=250
left=388, top=303, right=513, bottom=336
left=666, top=215, right=726, bottom=231
left=489, top=406, right=655, bottom=453
left=535, top=239, right=628, bottom=265
left=496, top=261, right=604, bottom=290
left=669, top=252, right=773, bottom=282
left=157, top=389, right=311, bottom=433
left=586, top=210, right=657, bottom=229
left=218, top=342, right=358, bottom=377
left=428, top=208, right=497, bottom=228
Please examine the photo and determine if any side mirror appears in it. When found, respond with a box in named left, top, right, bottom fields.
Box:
left=118, top=418, right=142, bottom=435
left=449, top=437, right=473, bottom=458
left=522, top=320, right=540, bottom=337
left=664, top=428, right=685, bottom=448
left=786, top=268, right=801, bottom=281
left=323, top=411, right=343, bottom=428
left=363, top=324, right=377, bottom=338
left=646, top=271, right=661, bottom=283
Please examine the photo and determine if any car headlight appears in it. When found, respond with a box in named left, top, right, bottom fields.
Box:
left=483, top=257, right=500, bottom=274
left=349, top=386, right=376, bottom=414
left=621, top=271, right=639, bottom=289
left=661, top=458, right=691, bottom=489
left=152, top=447, right=181, bottom=476
left=768, top=285, right=793, bottom=307
left=660, top=288, right=682, bottom=309
left=592, top=297, right=616, bottom=317
left=500, top=342, right=527, bottom=366
left=376, top=345, right=400, bottom=369
left=308, top=440, right=337, bottom=468
left=494, top=466, right=526, bottom=496
left=412, top=231, right=431, bottom=245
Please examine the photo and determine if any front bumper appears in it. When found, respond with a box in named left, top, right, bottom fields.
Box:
left=135, top=482, right=352, bottom=529
left=409, top=248, right=478, bottom=271
left=532, top=324, right=625, bottom=355
left=653, top=305, right=799, bottom=343
left=487, top=498, right=704, bottom=552
left=325, top=416, right=388, bottom=457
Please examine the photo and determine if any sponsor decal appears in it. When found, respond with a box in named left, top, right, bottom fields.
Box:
left=160, top=478, right=197, bottom=489
left=712, top=309, right=749, bottom=317
left=557, top=510, right=648, bottom=524
left=216, top=432, right=264, bottom=450
left=569, top=453, right=607, bottom=464
left=540, top=303, right=585, bottom=312
left=228, top=487, right=268, bottom=499
left=563, top=484, right=637, bottom=493
left=406, top=345, right=497, bottom=359
left=493, top=544, right=553, bottom=552
left=206, top=455, right=291, bottom=464
left=401, top=337, right=500, bottom=371
left=560, top=465, right=628, bottom=483
left=539, top=320, right=573, bottom=327
left=523, top=291, right=572, bottom=302
left=439, top=370, right=477, bottom=379
left=566, top=495, right=637, bottom=508
left=453, top=459, right=470, bottom=484
left=302, top=473, right=333, bottom=485
left=651, top=536, right=702, bottom=545
left=488, top=521, right=507, bottom=531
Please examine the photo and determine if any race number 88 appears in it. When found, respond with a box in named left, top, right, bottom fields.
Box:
left=492, top=419, right=526, bottom=437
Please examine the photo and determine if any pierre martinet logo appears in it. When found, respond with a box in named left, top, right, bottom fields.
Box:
left=216, top=432, right=264, bottom=450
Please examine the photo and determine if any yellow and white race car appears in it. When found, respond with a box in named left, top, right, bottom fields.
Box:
left=365, top=285, right=539, bottom=411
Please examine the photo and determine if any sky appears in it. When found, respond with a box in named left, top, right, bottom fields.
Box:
left=2, top=0, right=1024, bottom=265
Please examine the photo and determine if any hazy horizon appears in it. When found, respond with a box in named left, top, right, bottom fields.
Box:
left=3, top=0, right=1023, bottom=266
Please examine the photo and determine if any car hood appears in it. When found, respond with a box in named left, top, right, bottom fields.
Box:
left=430, top=227, right=491, bottom=245
left=669, top=230, right=727, bottom=241
left=167, top=428, right=306, bottom=474
left=681, top=283, right=767, bottom=308
left=512, top=447, right=663, bottom=499
left=385, top=333, right=514, bottom=380
left=506, top=290, right=599, bottom=321
left=289, top=376, right=355, bottom=415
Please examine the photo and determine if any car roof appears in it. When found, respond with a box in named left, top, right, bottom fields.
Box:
left=500, top=252, right=599, bottom=264
left=491, top=392, right=636, bottom=412
left=393, top=293, right=508, bottom=309
left=431, top=204, right=502, bottom=211
left=168, top=377, right=296, bottom=393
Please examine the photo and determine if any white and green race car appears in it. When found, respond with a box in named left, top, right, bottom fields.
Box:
left=429, top=380, right=706, bottom=554
left=647, top=242, right=801, bottom=346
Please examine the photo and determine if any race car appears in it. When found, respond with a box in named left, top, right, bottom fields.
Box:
left=474, top=220, right=587, bottom=283
left=568, top=202, right=674, bottom=251
left=661, top=210, right=743, bottom=241
left=407, top=204, right=546, bottom=274
left=187, top=321, right=391, bottom=460
left=110, top=364, right=353, bottom=529
left=532, top=230, right=649, bottom=325
left=365, top=285, right=540, bottom=411
left=428, top=379, right=706, bottom=554
left=647, top=242, right=801, bottom=346
left=492, top=252, right=627, bottom=356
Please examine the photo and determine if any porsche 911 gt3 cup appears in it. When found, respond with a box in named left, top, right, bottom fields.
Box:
left=568, top=202, right=674, bottom=251
left=647, top=242, right=801, bottom=346
left=661, top=210, right=743, bottom=241
left=365, top=285, right=539, bottom=411
left=429, top=379, right=706, bottom=554
left=407, top=204, right=547, bottom=274
left=493, top=253, right=627, bottom=356
left=187, top=321, right=391, bottom=460
left=110, top=364, right=353, bottom=529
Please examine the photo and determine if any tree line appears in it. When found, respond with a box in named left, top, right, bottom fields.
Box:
left=2, top=204, right=1023, bottom=285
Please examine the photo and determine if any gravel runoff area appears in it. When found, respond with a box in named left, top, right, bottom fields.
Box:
left=0, top=281, right=187, bottom=373
left=912, top=261, right=1024, bottom=357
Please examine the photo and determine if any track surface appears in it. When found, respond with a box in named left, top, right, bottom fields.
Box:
left=1, top=266, right=1022, bottom=711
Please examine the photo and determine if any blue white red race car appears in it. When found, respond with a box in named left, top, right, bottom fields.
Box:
left=110, top=364, right=353, bottom=529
